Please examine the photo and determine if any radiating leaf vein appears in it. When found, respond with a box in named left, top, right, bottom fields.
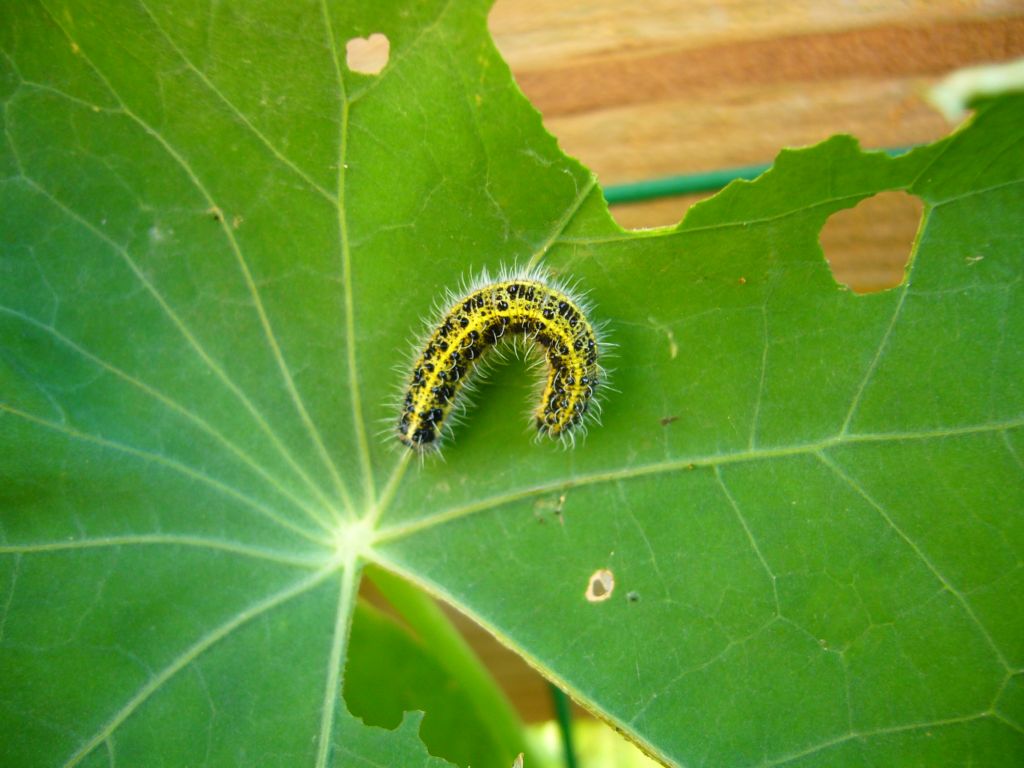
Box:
left=0, top=534, right=327, bottom=568
left=0, top=304, right=335, bottom=533
left=0, top=402, right=327, bottom=545
left=135, top=0, right=335, bottom=204
left=319, top=0, right=376, bottom=510
left=18, top=173, right=340, bottom=521
left=373, top=419, right=1024, bottom=543
left=38, top=0, right=356, bottom=518
left=60, top=563, right=338, bottom=768
left=315, top=563, right=359, bottom=768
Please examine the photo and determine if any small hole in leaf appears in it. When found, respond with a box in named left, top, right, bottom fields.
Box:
left=819, top=190, right=923, bottom=294
left=346, top=33, right=390, bottom=75
left=585, top=569, right=615, bottom=602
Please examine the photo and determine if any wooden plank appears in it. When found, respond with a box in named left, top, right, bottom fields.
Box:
left=505, top=17, right=1024, bottom=121
left=489, top=1, right=1023, bottom=69
left=487, top=3, right=1024, bottom=291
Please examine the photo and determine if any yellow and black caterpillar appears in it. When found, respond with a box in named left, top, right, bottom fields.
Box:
left=398, top=269, right=603, bottom=450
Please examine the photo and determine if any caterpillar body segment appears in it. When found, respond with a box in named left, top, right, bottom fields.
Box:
left=397, top=270, right=603, bottom=451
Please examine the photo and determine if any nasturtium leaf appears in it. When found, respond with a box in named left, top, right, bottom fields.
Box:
left=1, top=1, right=1022, bottom=767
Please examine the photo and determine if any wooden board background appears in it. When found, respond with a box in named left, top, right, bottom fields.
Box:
left=369, top=1, right=1024, bottom=725
left=493, top=0, right=1024, bottom=292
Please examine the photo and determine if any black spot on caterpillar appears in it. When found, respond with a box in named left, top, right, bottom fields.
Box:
left=397, top=268, right=604, bottom=451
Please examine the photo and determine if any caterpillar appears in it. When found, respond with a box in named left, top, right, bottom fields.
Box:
left=397, top=268, right=603, bottom=451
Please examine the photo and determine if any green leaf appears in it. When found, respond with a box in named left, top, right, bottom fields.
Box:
left=333, top=709, right=457, bottom=768
left=2, top=1, right=1022, bottom=767
left=345, top=594, right=512, bottom=768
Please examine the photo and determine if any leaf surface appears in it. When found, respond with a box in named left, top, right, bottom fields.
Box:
left=1, top=1, right=1022, bottom=767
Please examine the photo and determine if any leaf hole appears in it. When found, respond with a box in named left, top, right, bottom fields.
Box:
left=346, top=33, right=390, bottom=75
left=585, top=568, right=615, bottom=602
left=819, top=190, right=923, bottom=294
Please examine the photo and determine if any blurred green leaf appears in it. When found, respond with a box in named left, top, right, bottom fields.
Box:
left=345, top=597, right=510, bottom=768
left=2, top=1, right=1022, bottom=767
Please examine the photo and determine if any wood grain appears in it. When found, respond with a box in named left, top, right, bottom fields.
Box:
left=489, top=0, right=1022, bottom=66
left=505, top=17, right=1024, bottom=120
left=488, top=1, right=1024, bottom=292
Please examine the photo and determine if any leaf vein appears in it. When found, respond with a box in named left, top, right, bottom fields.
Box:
left=714, top=467, right=780, bottom=614
left=374, top=417, right=1024, bottom=542
left=0, top=402, right=328, bottom=546
left=0, top=535, right=326, bottom=569
left=839, top=243, right=916, bottom=436
left=815, top=450, right=1012, bottom=672
left=0, top=304, right=335, bottom=533
left=755, top=711, right=994, bottom=768
left=315, top=562, right=360, bottom=768
left=35, top=0, right=355, bottom=518
left=17, top=175, right=341, bottom=518
left=135, top=0, right=335, bottom=204
left=60, top=564, right=337, bottom=768
left=320, top=0, right=376, bottom=511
